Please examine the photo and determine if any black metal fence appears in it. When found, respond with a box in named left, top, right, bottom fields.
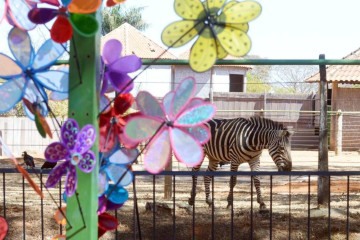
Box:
left=1, top=168, right=360, bottom=239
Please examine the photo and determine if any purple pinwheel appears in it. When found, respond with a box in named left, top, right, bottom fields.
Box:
left=0, top=27, right=68, bottom=119
left=100, top=39, right=142, bottom=95
left=124, top=77, right=216, bottom=174
left=44, top=118, right=96, bottom=196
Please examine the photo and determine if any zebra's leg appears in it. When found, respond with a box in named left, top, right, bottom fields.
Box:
left=249, top=159, right=267, bottom=211
left=227, top=162, right=240, bottom=208
left=188, top=164, right=201, bottom=206
left=204, top=159, right=219, bottom=206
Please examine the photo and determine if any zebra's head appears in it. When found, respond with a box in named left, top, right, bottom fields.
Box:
left=268, top=129, right=293, bottom=171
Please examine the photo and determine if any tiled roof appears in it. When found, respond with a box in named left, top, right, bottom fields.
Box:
left=306, top=48, right=360, bottom=83
left=178, top=50, right=252, bottom=69
left=101, top=22, right=177, bottom=60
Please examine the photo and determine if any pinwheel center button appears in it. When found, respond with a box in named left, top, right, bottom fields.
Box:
left=70, top=152, right=83, bottom=166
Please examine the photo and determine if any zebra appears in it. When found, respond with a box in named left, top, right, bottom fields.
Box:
left=188, top=116, right=293, bottom=211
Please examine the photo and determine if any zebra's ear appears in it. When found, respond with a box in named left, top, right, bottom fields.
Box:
left=279, top=130, right=294, bottom=137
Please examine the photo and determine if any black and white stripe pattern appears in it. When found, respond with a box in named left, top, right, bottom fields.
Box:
left=189, top=116, right=293, bottom=210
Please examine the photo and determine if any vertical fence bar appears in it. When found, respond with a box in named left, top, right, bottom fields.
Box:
left=289, top=176, right=291, bottom=240
left=59, top=179, right=62, bottom=235
left=40, top=172, right=44, bottom=240
left=308, top=175, right=311, bottom=240
left=270, top=175, right=273, bottom=240
left=172, top=175, right=176, bottom=239
left=211, top=176, right=214, bottom=240
left=2, top=172, right=5, bottom=219
left=328, top=176, right=331, bottom=239
left=153, top=175, right=156, bottom=240
left=133, top=176, right=136, bottom=240
left=22, top=176, right=25, bottom=240
left=250, top=175, right=253, bottom=239
left=192, top=175, right=195, bottom=240
left=115, top=209, right=118, bottom=239
left=231, top=176, right=234, bottom=240
left=346, top=176, right=350, bottom=240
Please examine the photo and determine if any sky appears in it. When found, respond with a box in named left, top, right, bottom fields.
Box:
left=1, top=0, right=360, bottom=59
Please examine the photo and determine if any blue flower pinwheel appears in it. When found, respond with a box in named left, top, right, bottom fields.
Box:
left=98, top=145, right=138, bottom=212
left=0, top=27, right=68, bottom=119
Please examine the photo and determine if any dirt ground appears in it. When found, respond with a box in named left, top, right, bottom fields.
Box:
left=1, top=150, right=360, bottom=239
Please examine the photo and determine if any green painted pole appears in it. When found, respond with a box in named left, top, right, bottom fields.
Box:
left=66, top=13, right=100, bottom=239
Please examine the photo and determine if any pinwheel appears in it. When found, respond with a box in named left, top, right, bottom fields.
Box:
left=161, top=0, right=261, bottom=72
left=98, top=145, right=137, bottom=212
left=101, top=39, right=142, bottom=95
left=124, top=77, right=216, bottom=174
left=0, top=27, right=68, bottom=120
left=99, top=93, right=140, bottom=152
left=28, top=0, right=100, bottom=43
left=2, top=0, right=37, bottom=31
left=44, top=118, right=96, bottom=196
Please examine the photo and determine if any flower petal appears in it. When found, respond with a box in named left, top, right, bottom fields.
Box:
left=223, top=1, right=262, bottom=23
left=22, top=81, right=49, bottom=119
left=216, top=26, right=251, bottom=57
left=75, top=124, right=96, bottom=154
left=61, top=119, right=79, bottom=151
left=98, top=212, right=118, bottom=233
left=181, top=125, right=211, bottom=144
left=78, top=150, right=96, bottom=173
left=106, top=184, right=128, bottom=204
left=98, top=171, right=109, bottom=196
left=171, top=77, right=196, bottom=117
left=124, top=115, right=163, bottom=142
left=189, top=29, right=217, bottom=72
left=136, top=91, right=165, bottom=118
left=46, top=161, right=70, bottom=188
left=106, top=71, right=133, bottom=93
left=99, top=125, right=116, bottom=153
left=50, top=91, right=68, bottom=101
left=108, top=147, right=138, bottom=165
left=28, top=7, right=58, bottom=24
left=34, top=70, right=68, bottom=92
left=0, top=78, right=25, bottom=113
left=43, top=0, right=61, bottom=6
left=45, top=142, right=70, bottom=162
left=0, top=54, right=22, bottom=78
left=51, top=15, right=73, bottom=43
left=114, top=93, right=134, bottom=115
left=65, top=165, right=77, bottom=196
left=102, top=39, right=122, bottom=65
left=175, top=104, right=216, bottom=127
left=205, top=0, right=226, bottom=11
left=170, top=128, right=204, bottom=167
left=68, top=0, right=101, bottom=14
left=7, top=0, right=36, bottom=30
left=70, top=13, right=98, bottom=37
left=162, top=91, right=175, bottom=117
left=32, top=39, right=66, bottom=70
left=109, top=55, right=142, bottom=73
left=174, top=0, right=204, bottom=20
left=144, top=129, right=171, bottom=174
left=8, top=27, right=32, bottom=68
left=105, top=163, right=133, bottom=186
left=161, top=20, right=199, bottom=48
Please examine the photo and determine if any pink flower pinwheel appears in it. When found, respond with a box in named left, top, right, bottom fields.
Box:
left=101, top=39, right=142, bottom=95
left=124, top=77, right=216, bottom=174
left=44, top=118, right=97, bottom=196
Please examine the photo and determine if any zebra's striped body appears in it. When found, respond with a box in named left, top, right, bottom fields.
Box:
left=188, top=116, right=293, bottom=210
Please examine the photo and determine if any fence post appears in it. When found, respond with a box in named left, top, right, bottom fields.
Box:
left=318, top=54, right=330, bottom=206
left=0, top=130, right=2, bottom=156
left=66, top=11, right=100, bottom=239
left=335, top=110, right=343, bottom=156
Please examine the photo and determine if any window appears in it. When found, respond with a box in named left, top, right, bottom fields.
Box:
left=229, top=74, right=244, bottom=92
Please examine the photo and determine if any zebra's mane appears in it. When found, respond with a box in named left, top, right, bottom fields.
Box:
left=247, top=116, right=284, bottom=130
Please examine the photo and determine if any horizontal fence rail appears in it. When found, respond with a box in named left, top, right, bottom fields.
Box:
left=1, top=169, right=360, bottom=239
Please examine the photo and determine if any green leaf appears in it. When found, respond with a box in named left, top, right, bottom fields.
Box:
left=35, top=113, right=46, bottom=138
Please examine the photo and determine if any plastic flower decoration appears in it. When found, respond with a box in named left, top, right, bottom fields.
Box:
left=101, top=39, right=142, bottom=95
left=1, top=0, right=37, bottom=30
left=28, top=0, right=100, bottom=43
left=98, top=146, right=137, bottom=213
left=0, top=27, right=68, bottom=120
left=124, top=77, right=216, bottom=173
left=99, top=93, right=140, bottom=152
left=44, top=118, right=96, bottom=196
left=161, top=0, right=261, bottom=72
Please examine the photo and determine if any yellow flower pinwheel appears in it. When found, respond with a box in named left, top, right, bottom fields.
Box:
left=161, top=0, right=261, bottom=72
